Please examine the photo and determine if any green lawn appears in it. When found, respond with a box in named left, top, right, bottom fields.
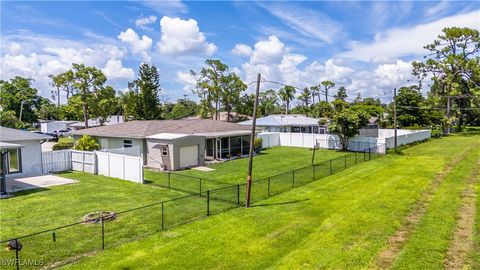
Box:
left=0, top=172, right=189, bottom=238
left=145, top=146, right=347, bottom=186
left=58, top=137, right=74, bottom=144
left=62, top=132, right=480, bottom=269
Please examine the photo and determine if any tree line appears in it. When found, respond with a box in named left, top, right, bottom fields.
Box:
left=1, top=27, right=478, bottom=135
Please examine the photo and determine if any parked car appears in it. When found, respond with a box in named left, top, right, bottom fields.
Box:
left=32, top=131, right=59, bottom=142
left=54, top=128, right=71, bottom=137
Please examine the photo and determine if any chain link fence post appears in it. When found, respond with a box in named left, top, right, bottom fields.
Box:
left=206, top=190, right=210, bottom=216
left=101, top=217, right=105, bottom=250
left=237, top=184, right=240, bottom=206
left=15, top=238, right=19, bottom=270
left=292, top=170, right=295, bottom=188
left=329, top=159, right=333, bottom=175
left=167, top=172, right=171, bottom=188
left=161, top=202, right=165, bottom=230
left=199, top=178, right=202, bottom=195
left=267, top=177, right=271, bottom=197
left=312, top=165, right=315, bottom=180
left=344, top=155, right=347, bottom=169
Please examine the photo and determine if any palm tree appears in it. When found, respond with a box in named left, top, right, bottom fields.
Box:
left=298, top=87, right=311, bottom=116
left=278, top=85, right=296, bottom=114
left=310, top=85, right=320, bottom=105
left=320, top=80, right=335, bottom=102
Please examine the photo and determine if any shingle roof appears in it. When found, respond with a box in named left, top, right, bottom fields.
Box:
left=239, top=114, right=320, bottom=127
left=72, top=119, right=251, bottom=139
left=0, top=126, right=53, bottom=141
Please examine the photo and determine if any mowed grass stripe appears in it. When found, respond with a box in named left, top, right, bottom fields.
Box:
left=445, top=159, right=480, bottom=269
left=62, top=135, right=480, bottom=269
left=372, top=140, right=480, bottom=269
left=391, top=139, right=480, bottom=270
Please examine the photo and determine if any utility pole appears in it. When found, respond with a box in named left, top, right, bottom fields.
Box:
left=245, top=73, right=261, bottom=208
left=393, top=88, right=397, bottom=154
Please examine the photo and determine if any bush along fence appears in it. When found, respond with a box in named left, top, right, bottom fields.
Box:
left=0, top=145, right=383, bottom=269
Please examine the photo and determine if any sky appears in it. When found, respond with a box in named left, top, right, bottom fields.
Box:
left=1, top=0, right=479, bottom=104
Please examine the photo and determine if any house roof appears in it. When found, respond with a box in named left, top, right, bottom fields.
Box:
left=0, top=126, right=53, bottom=141
left=72, top=119, right=252, bottom=139
left=239, top=114, right=320, bottom=127
left=0, top=142, right=25, bottom=150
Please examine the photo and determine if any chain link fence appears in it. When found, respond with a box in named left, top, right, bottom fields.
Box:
left=0, top=145, right=383, bottom=269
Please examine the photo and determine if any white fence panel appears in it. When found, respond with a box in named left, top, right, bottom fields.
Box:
left=95, top=151, right=143, bottom=183
left=71, top=150, right=96, bottom=174
left=42, top=150, right=72, bottom=173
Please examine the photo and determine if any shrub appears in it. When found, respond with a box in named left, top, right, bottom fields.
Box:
left=52, top=142, right=74, bottom=150
left=74, top=135, right=100, bottom=151
left=254, top=137, right=263, bottom=154
left=431, top=127, right=443, bottom=138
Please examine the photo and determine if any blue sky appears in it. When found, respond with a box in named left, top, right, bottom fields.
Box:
left=1, top=1, right=479, bottom=103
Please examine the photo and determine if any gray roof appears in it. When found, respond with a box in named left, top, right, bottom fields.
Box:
left=72, top=119, right=251, bottom=139
left=0, top=126, right=52, bottom=141
left=239, top=114, right=320, bottom=127
left=0, top=142, right=25, bottom=150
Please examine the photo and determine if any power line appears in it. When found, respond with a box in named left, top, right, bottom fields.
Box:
left=397, top=105, right=480, bottom=111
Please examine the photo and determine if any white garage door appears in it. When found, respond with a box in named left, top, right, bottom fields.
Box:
left=179, top=145, right=199, bottom=168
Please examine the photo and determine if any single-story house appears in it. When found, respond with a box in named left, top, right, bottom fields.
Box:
left=40, top=120, right=79, bottom=133
left=0, top=126, right=52, bottom=177
left=239, top=114, right=327, bottom=134
left=70, top=115, right=124, bottom=130
left=72, top=119, right=253, bottom=171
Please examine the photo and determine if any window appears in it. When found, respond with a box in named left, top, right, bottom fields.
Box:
left=123, top=140, right=133, bottom=148
left=7, top=149, right=21, bottom=174
left=161, top=146, right=168, bottom=156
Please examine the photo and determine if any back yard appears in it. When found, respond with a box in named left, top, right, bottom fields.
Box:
left=59, top=131, right=480, bottom=269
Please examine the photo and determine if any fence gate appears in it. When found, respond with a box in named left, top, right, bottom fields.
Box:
left=42, top=150, right=72, bottom=173
left=71, top=150, right=96, bottom=174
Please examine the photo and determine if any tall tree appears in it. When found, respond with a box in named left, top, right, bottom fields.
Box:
left=0, top=76, right=40, bottom=125
left=128, top=64, right=162, bottom=120
left=278, top=85, right=296, bottom=114
left=193, top=59, right=228, bottom=120
left=412, top=27, right=480, bottom=132
left=221, top=73, right=246, bottom=122
left=330, top=108, right=369, bottom=151
left=259, top=89, right=279, bottom=116
left=310, top=85, right=320, bottom=105
left=298, top=87, right=312, bottom=116
left=334, top=86, right=348, bottom=101
left=320, top=81, right=335, bottom=102
left=49, top=70, right=75, bottom=106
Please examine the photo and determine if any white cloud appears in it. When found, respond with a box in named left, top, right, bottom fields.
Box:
left=139, top=0, right=187, bottom=15
left=157, top=16, right=217, bottom=56
left=231, top=44, right=253, bottom=57
left=102, top=59, right=135, bottom=80
left=135, top=15, right=157, bottom=29
left=425, top=1, right=450, bottom=17
left=117, top=28, right=152, bottom=62
left=339, top=10, right=480, bottom=62
left=1, top=33, right=130, bottom=98
left=258, top=2, right=343, bottom=44
left=175, top=70, right=197, bottom=92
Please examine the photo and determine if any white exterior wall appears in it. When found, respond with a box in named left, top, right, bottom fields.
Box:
left=6, top=140, right=43, bottom=176
left=41, top=122, right=68, bottom=133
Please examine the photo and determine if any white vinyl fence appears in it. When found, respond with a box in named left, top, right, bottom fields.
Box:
left=72, top=150, right=96, bottom=174
left=42, top=150, right=72, bottom=173
left=258, top=129, right=431, bottom=154
left=96, top=151, right=144, bottom=183
left=42, top=149, right=144, bottom=183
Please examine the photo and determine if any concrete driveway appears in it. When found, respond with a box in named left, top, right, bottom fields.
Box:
left=6, top=174, right=77, bottom=193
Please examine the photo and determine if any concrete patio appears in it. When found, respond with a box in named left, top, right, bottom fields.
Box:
left=6, top=174, right=77, bottom=193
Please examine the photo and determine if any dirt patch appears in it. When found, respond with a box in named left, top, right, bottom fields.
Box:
left=372, top=142, right=479, bottom=269
left=444, top=159, right=480, bottom=269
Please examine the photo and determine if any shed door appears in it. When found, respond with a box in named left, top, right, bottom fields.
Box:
left=179, top=145, right=199, bottom=168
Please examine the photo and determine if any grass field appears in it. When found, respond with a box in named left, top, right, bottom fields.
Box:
left=61, top=131, right=480, bottom=269
left=145, top=146, right=347, bottom=185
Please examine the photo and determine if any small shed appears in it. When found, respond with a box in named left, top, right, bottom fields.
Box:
left=146, top=133, right=206, bottom=171
left=40, top=121, right=78, bottom=133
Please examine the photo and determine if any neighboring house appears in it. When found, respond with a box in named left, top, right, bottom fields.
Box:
left=70, top=115, right=124, bottom=130
left=40, top=120, right=79, bottom=133
left=239, top=114, right=327, bottom=134
left=72, top=119, right=252, bottom=171
left=186, top=112, right=250, bottom=123
left=0, top=126, right=52, bottom=176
